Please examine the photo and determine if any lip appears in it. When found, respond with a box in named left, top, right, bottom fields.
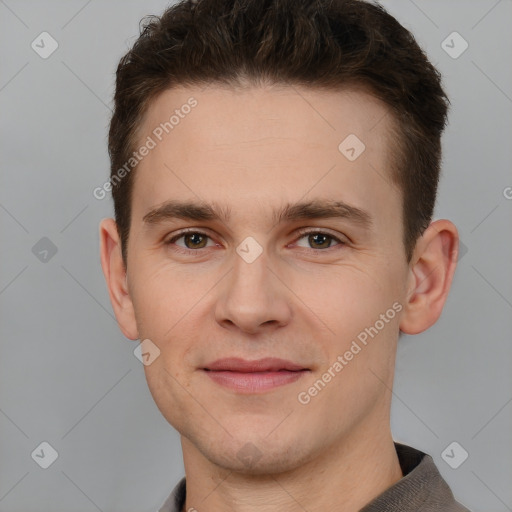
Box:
left=204, top=357, right=308, bottom=372
left=202, top=357, right=310, bottom=393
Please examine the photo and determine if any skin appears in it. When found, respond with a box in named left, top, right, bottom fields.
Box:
left=99, top=84, right=458, bottom=512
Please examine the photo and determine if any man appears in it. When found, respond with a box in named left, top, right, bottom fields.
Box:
left=99, top=0, right=470, bottom=510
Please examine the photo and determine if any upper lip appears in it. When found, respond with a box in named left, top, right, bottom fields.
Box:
left=203, top=357, right=308, bottom=372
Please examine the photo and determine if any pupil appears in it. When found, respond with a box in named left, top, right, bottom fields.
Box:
left=186, top=233, right=205, bottom=248
left=310, top=233, right=329, bottom=248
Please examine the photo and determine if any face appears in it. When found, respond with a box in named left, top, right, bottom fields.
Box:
left=105, top=84, right=419, bottom=474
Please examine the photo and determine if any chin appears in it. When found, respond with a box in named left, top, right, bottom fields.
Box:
left=200, top=435, right=315, bottom=476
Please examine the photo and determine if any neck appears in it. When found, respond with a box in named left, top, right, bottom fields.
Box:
left=180, top=421, right=403, bottom=512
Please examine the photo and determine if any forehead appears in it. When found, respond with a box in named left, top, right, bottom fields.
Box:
left=130, top=84, right=400, bottom=230
left=140, top=83, right=392, bottom=147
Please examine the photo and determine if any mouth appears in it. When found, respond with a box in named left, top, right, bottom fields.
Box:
left=201, top=357, right=310, bottom=393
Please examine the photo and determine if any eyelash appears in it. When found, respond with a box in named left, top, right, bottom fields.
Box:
left=164, top=228, right=346, bottom=255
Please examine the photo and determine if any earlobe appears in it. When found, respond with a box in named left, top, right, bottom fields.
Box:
left=399, top=219, right=459, bottom=335
left=99, top=218, right=139, bottom=340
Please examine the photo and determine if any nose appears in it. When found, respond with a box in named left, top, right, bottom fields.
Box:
left=214, top=248, right=292, bottom=335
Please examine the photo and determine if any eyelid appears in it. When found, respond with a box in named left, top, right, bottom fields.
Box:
left=165, top=227, right=218, bottom=245
left=165, top=227, right=347, bottom=252
left=292, top=227, right=348, bottom=245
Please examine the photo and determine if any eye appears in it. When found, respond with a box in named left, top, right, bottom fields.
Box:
left=165, top=230, right=216, bottom=251
left=164, top=228, right=346, bottom=254
left=293, top=229, right=346, bottom=250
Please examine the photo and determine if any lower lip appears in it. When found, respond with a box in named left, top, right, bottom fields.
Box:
left=203, top=370, right=308, bottom=392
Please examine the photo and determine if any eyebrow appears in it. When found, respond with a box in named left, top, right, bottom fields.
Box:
left=142, top=199, right=373, bottom=230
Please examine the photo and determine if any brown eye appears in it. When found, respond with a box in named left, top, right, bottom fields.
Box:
left=166, top=231, right=214, bottom=251
left=182, top=233, right=208, bottom=249
left=307, top=233, right=333, bottom=249
left=295, top=230, right=345, bottom=250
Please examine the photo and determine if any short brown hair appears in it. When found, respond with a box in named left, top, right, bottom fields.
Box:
left=108, top=0, right=449, bottom=267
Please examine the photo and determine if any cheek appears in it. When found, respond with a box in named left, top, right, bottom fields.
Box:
left=294, top=263, right=394, bottom=330
left=130, top=261, right=205, bottom=336
left=297, top=265, right=402, bottom=382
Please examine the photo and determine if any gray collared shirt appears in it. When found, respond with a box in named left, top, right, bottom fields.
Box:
left=157, top=443, right=471, bottom=512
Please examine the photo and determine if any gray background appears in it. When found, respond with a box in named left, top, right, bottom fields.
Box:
left=1, top=0, right=511, bottom=511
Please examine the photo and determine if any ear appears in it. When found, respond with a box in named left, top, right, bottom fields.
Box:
left=399, top=219, right=459, bottom=335
left=99, top=218, right=139, bottom=340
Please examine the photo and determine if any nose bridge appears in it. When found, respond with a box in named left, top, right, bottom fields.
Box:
left=215, top=244, right=291, bottom=333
